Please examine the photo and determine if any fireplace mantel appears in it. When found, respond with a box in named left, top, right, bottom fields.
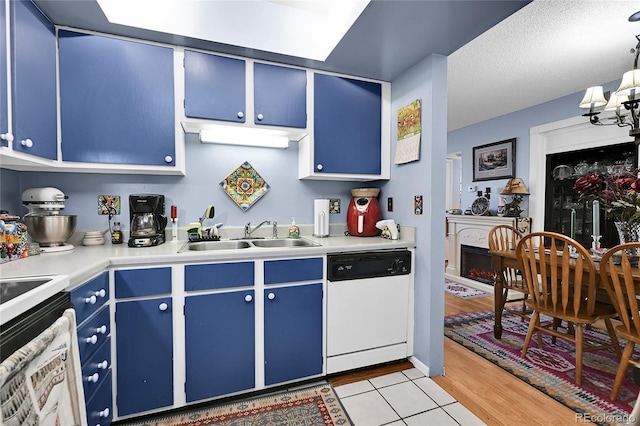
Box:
left=446, top=215, right=531, bottom=291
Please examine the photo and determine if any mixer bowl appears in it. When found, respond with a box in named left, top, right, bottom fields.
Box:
left=24, top=214, right=77, bottom=247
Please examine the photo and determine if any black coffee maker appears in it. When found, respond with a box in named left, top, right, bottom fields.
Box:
left=128, top=194, right=167, bottom=247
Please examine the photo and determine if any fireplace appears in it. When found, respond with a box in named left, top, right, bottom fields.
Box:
left=446, top=215, right=531, bottom=291
left=460, top=245, right=495, bottom=285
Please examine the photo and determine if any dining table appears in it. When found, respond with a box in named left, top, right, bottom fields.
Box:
left=489, top=247, right=640, bottom=339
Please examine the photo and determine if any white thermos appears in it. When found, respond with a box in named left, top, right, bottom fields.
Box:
left=313, top=199, right=330, bottom=237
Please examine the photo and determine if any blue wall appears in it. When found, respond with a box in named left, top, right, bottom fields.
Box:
left=386, top=54, right=448, bottom=375
left=448, top=80, right=622, bottom=214
left=1, top=133, right=387, bottom=231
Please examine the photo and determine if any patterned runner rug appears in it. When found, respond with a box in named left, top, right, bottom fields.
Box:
left=444, top=280, right=490, bottom=299
left=445, top=310, right=640, bottom=425
left=121, top=383, right=352, bottom=426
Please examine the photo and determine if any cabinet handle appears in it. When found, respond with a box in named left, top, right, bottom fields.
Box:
left=267, top=292, right=275, bottom=300
left=20, top=138, right=33, bottom=148
left=93, top=289, right=106, bottom=298
left=96, top=360, right=109, bottom=370
left=244, top=294, right=253, bottom=303
left=316, top=164, right=323, bottom=171
left=84, top=295, right=97, bottom=305
left=95, top=325, right=107, bottom=334
left=85, top=335, right=98, bottom=344
left=0, top=133, right=13, bottom=142
left=159, top=302, right=169, bottom=311
left=98, top=408, right=110, bottom=418
left=237, top=111, right=244, bottom=119
left=257, top=113, right=264, bottom=121
left=164, top=155, right=173, bottom=163
left=86, top=372, right=99, bottom=383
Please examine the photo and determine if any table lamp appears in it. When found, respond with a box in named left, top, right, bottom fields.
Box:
left=500, top=178, right=530, bottom=217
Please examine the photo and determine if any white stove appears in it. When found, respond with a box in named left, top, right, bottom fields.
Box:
left=0, top=274, right=70, bottom=325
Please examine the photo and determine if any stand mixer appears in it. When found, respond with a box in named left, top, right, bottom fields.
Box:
left=22, top=187, right=77, bottom=252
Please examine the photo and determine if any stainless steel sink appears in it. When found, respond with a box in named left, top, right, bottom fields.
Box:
left=250, top=238, right=320, bottom=248
left=180, top=240, right=252, bottom=252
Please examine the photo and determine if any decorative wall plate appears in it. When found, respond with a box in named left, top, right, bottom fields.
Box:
left=220, top=161, right=270, bottom=211
left=471, top=196, right=490, bottom=216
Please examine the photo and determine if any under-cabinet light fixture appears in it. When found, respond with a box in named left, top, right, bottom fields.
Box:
left=199, top=127, right=290, bottom=149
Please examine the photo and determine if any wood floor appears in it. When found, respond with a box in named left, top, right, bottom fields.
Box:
left=330, top=292, right=579, bottom=425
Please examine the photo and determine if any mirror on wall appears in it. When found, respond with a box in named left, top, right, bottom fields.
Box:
left=446, top=152, right=462, bottom=211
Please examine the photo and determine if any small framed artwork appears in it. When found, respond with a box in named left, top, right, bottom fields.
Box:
left=472, top=138, right=516, bottom=182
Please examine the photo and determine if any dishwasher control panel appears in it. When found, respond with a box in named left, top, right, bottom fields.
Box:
left=327, top=250, right=411, bottom=281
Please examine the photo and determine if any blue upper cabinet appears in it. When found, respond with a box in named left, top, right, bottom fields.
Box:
left=0, top=0, right=7, bottom=146
left=184, top=50, right=246, bottom=123
left=9, top=0, right=57, bottom=159
left=58, top=30, right=175, bottom=166
left=254, top=63, right=306, bottom=128
left=313, top=73, right=382, bottom=175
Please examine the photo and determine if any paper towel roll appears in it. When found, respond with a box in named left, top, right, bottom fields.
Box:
left=313, top=199, right=330, bottom=237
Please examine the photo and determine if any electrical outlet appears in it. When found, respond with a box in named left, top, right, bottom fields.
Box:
left=468, top=186, right=477, bottom=192
left=414, top=195, right=423, bottom=215
left=98, top=195, right=121, bottom=215
left=329, top=198, right=340, bottom=214
left=387, top=197, right=393, bottom=212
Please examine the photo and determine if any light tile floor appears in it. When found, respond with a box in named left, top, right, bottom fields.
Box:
left=335, top=368, right=486, bottom=426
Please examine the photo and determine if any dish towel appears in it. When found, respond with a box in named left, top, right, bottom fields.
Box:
left=0, top=309, right=86, bottom=426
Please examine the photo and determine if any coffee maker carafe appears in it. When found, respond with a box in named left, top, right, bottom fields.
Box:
left=347, top=188, right=382, bottom=237
left=128, top=194, right=167, bottom=247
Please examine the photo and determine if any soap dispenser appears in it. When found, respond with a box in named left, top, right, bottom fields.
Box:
left=288, top=217, right=300, bottom=238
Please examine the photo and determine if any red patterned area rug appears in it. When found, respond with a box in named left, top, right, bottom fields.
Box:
left=445, top=310, right=640, bottom=425
left=122, top=383, right=352, bottom=426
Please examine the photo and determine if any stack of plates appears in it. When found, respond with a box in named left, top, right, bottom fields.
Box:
left=83, top=230, right=105, bottom=246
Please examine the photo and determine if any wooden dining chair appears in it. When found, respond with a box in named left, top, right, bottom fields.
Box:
left=516, top=231, right=621, bottom=386
left=599, top=242, right=640, bottom=401
left=488, top=225, right=530, bottom=322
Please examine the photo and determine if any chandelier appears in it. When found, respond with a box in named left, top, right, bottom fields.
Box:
left=579, top=31, right=640, bottom=142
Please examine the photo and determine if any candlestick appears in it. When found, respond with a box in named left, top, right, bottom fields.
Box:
left=592, top=200, right=600, bottom=237
left=570, top=209, right=576, bottom=239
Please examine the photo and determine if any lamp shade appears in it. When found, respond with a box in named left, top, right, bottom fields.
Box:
left=604, top=91, right=629, bottom=111
left=579, top=86, right=607, bottom=109
left=500, top=178, right=530, bottom=195
left=615, top=69, right=640, bottom=97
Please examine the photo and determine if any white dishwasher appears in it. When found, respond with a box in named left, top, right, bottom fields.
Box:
left=326, top=250, right=412, bottom=374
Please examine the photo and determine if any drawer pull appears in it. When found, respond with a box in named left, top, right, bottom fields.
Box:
left=159, top=302, right=168, bottom=311
left=86, top=372, right=99, bottom=383
left=85, top=335, right=98, bottom=345
left=20, top=138, right=33, bottom=148
left=95, top=325, right=107, bottom=334
left=244, top=294, right=253, bottom=303
left=267, top=292, right=275, bottom=301
left=237, top=111, right=244, bottom=119
left=257, top=113, right=264, bottom=121
left=0, top=133, right=13, bottom=142
left=97, top=360, right=109, bottom=370
left=94, top=289, right=106, bottom=298
left=84, top=295, right=97, bottom=305
left=98, top=408, right=110, bottom=418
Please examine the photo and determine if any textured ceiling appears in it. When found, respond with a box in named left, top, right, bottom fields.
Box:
left=448, top=0, right=640, bottom=131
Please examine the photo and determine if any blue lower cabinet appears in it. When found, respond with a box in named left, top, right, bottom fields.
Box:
left=115, top=297, right=173, bottom=416
left=86, top=369, right=113, bottom=426
left=81, top=337, right=111, bottom=403
left=184, top=291, right=255, bottom=402
left=264, top=283, right=323, bottom=385
left=77, top=306, right=110, bottom=363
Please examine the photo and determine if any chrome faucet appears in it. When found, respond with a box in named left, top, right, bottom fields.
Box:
left=272, top=221, right=278, bottom=239
left=244, top=220, right=270, bottom=238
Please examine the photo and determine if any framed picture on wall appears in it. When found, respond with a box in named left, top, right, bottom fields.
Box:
left=472, top=138, right=516, bottom=181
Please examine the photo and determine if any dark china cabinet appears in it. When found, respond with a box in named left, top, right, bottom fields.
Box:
left=544, top=142, right=636, bottom=249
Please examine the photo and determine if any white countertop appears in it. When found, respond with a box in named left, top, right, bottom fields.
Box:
left=0, top=230, right=416, bottom=288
